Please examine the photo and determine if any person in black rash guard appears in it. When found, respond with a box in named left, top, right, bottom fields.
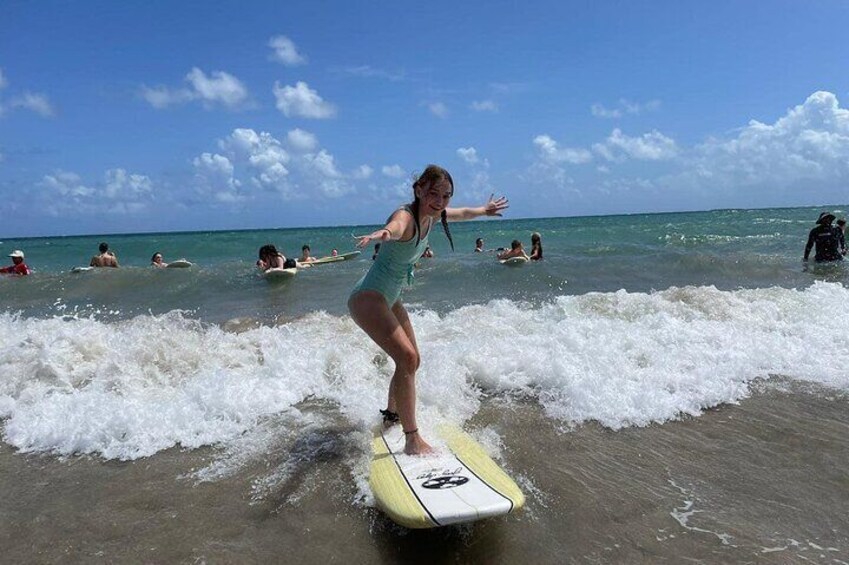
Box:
left=803, top=212, right=843, bottom=263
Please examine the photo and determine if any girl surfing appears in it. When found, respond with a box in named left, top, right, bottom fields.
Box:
left=348, top=164, right=509, bottom=454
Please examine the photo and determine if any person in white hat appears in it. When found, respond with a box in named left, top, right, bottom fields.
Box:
left=1, top=250, right=31, bottom=276
left=804, top=211, right=844, bottom=264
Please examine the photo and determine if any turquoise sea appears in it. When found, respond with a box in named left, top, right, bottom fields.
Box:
left=1, top=206, right=848, bottom=562
left=3, top=206, right=849, bottom=322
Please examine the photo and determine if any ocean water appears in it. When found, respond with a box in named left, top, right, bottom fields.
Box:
left=2, top=206, right=848, bottom=562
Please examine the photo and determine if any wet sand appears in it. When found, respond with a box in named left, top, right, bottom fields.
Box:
left=2, top=380, right=847, bottom=564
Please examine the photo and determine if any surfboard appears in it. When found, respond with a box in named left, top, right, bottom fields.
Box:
left=308, top=250, right=362, bottom=265
left=370, top=424, right=525, bottom=528
left=262, top=267, right=298, bottom=281
left=165, top=259, right=193, bottom=268
left=499, top=256, right=529, bottom=266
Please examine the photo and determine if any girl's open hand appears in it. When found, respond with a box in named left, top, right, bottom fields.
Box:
left=484, top=194, right=509, bottom=217
left=353, top=228, right=392, bottom=248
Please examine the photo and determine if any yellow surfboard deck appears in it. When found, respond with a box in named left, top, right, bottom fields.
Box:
left=370, top=424, right=525, bottom=528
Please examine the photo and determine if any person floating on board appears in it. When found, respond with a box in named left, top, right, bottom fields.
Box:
left=474, top=237, right=484, bottom=253
left=150, top=252, right=168, bottom=268
left=257, top=244, right=287, bottom=270
left=1, top=250, right=31, bottom=276
left=299, top=244, right=317, bottom=263
left=348, top=164, right=509, bottom=455
left=804, top=212, right=843, bottom=264
left=529, top=232, right=543, bottom=261
left=497, top=239, right=529, bottom=261
left=90, top=242, right=119, bottom=267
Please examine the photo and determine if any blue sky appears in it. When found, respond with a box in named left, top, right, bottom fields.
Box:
left=2, top=0, right=849, bottom=237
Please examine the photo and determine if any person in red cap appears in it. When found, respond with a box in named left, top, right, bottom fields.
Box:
left=1, top=250, right=31, bottom=275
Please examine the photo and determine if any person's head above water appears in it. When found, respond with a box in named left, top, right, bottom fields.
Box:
left=531, top=232, right=541, bottom=245
left=411, top=164, right=455, bottom=251
left=511, top=239, right=523, bottom=250
left=151, top=252, right=163, bottom=263
left=99, top=242, right=109, bottom=253
left=258, top=244, right=279, bottom=260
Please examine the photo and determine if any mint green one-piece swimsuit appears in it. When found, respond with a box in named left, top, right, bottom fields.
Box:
left=350, top=206, right=430, bottom=306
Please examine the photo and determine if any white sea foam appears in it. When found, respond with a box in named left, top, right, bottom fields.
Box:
left=2, top=283, right=849, bottom=465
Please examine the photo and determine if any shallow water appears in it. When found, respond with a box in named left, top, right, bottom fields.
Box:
left=2, top=382, right=846, bottom=563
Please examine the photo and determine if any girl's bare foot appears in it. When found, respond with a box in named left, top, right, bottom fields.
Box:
left=404, top=431, right=434, bottom=455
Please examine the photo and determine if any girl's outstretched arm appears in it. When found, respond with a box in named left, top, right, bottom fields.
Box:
left=353, top=209, right=415, bottom=248
left=446, top=194, right=509, bottom=221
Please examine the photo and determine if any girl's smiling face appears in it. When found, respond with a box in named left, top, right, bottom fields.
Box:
left=417, top=179, right=453, bottom=218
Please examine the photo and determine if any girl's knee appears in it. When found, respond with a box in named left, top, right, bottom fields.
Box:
left=395, top=347, right=419, bottom=373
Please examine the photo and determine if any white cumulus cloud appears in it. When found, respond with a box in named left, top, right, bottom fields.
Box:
left=103, top=168, right=153, bottom=199
left=457, top=147, right=479, bottom=164
left=301, top=149, right=355, bottom=197
left=593, top=129, right=678, bottom=161
left=10, top=92, right=55, bottom=117
left=185, top=68, right=249, bottom=108
left=287, top=128, right=318, bottom=152
left=303, top=149, right=340, bottom=178
left=0, top=70, right=56, bottom=118
left=219, top=129, right=291, bottom=193
left=194, top=152, right=234, bottom=177
left=273, top=81, right=337, bottom=119
left=142, top=67, right=249, bottom=110
left=526, top=90, right=849, bottom=211
left=41, top=168, right=154, bottom=215
left=140, top=85, right=194, bottom=109
left=193, top=152, right=243, bottom=203
left=351, top=164, right=373, bottom=179
left=195, top=128, right=359, bottom=201
left=684, top=90, right=849, bottom=190
left=382, top=165, right=405, bottom=178
left=268, top=35, right=307, bottom=66
left=42, top=171, right=95, bottom=198
left=534, top=134, right=594, bottom=164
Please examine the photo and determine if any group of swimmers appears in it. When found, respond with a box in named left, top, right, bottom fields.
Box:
left=88, top=242, right=177, bottom=269
left=256, top=244, right=341, bottom=271
left=0, top=242, right=121, bottom=276
left=472, top=232, right=543, bottom=261
left=0, top=241, right=346, bottom=276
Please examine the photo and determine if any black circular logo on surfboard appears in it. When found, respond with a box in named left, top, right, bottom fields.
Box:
left=422, top=475, right=470, bottom=489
